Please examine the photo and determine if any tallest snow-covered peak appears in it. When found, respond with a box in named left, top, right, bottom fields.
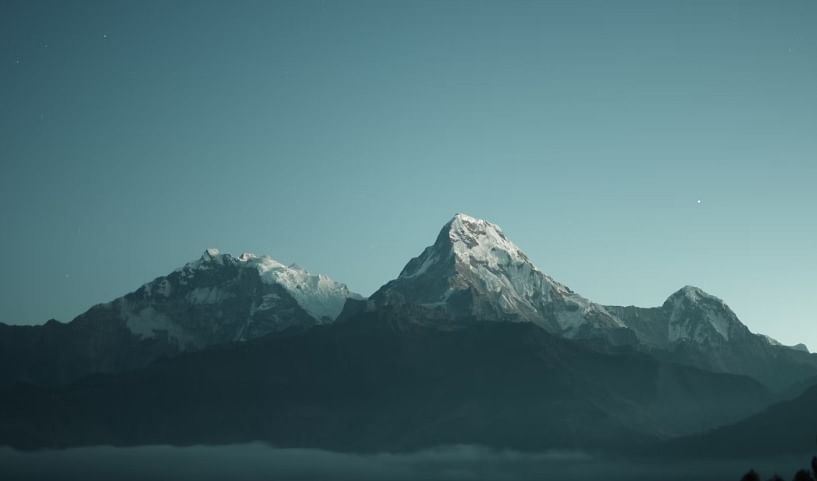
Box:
left=399, top=213, right=532, bottom=280
left=378, top=213, right=627, bottom=338
left=442, top=213, right=530, bottom=266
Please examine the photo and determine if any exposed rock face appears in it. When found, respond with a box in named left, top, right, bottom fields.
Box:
left=0, top=249, right=360, bottom=386
left=88, top=256, right=308, bottom=351
left=369, top=214, right=817, bottom=390
left=606, top=287, right=817, bottom=390
left=1, top=213, right=815, bottom=394
left=371, top=214, right=633, bottom=344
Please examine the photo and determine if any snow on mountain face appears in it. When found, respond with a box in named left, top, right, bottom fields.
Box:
left=250, top=255, right=362, bottom=322
left=662, top=286, right=748, bottom=344
left=374, top=213, right=626, bottom=337
left=177, top=250, right=361, bottom=322
left=96, top=249, right=361, bottom=349
left=375, top=214, right=805, bottom=358
left=400, top=214, right=531, bottom=279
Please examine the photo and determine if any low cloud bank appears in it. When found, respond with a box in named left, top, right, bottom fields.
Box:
left=0, top=444, right=805, bottom=481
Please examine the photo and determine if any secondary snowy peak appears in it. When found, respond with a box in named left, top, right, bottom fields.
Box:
left=95, top=248, right=364, bottom=350
left=374, top=214, right=627, bottom=338
left=669, top=285, right=721, bottom=304
left=251, top=255, right=362, bottom=322
left=662, top=285, right=749, bottom=344
left=183, top=249, right=361, bottom=322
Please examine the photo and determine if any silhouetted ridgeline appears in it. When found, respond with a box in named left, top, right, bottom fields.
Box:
left=0, top=313, right=769, bottom=451
left=665, top=386, right=817, bottom=458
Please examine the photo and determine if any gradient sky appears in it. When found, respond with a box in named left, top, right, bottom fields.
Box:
left=1, top=1, right=815, bottom=349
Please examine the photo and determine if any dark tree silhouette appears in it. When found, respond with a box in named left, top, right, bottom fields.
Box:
left=738, top=433, right=816, bottom=481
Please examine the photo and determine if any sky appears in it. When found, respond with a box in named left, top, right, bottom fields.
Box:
left=1, top=1, right=815, bottom=349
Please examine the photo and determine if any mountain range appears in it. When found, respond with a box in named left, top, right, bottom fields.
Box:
left=1, top=213, right=815, bottom=454
left=0, top=248, right=359, bottom=387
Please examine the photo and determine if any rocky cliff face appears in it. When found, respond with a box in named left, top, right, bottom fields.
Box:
left=368, top=214, right=817, bottom=390
left=606, top=287, right=816, bottom=390
left=370, top=213, right=634, bottom=344
left=0, top=249, right=360, bottom=386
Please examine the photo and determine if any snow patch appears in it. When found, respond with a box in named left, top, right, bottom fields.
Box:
left=251, top=256, right=360, bottom=322
left=120, top=300, right=195, bottom=346
left=666, top=286, right=736, bottom=343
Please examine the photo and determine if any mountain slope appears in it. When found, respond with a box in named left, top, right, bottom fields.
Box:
left=104, top=248, right=360, bottom=347
left=0, top=249, right=359, bottom=387
left=370, top=214, right=634, bottom=343
left=365, top=214, right=817, bottom=390
left=0, top=310, right=771, bottom=452
left=664, top=383, right=817, bottom=458
left=607, top=286, right=769, bottom=349
left=606, top=287, right=817, bottom=390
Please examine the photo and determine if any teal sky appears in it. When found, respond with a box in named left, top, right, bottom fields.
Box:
left=1, top=1, right=815, bottom=349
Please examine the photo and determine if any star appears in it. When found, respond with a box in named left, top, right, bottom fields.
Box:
left=697, top=199, right=702, bottom=205
left=103, top=34, right=108, bottom=40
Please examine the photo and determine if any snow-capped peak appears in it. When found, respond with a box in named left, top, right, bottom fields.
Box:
left=673, top=285, right=720, bottom=303
left=446, top=213, right=531, bottom=266
left=176, top=249, right=360, bottom=322
left=666, top=286, right=730, bottom=311
left=664, top=285, right=744, bottom=343
left=243, top=254, right=361, bottom=322
left=379, top=213, right=625, bottom=336
left=179, top=248, right=233, bottom=272
left=399, top=213, right=532, bottom=279
left=430, top=213, right=576, bottom=300
left=242, top=256, right=360, bottom=321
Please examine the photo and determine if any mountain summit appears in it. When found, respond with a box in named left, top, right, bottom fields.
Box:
left=663, top=285, right=750, bottom=344
left=606, top=285, right=816, bottom=389
left=371, top=213, right=630, bottom=342
left=107, top=248, right=361, bottom=347
left=0, top=249, right=361, bottom=387
left=366, top=213, right=817, bottom=388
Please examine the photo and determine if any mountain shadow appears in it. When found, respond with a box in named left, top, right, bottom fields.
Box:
left=0, top=309, right=770, bottom=452
left=664, top=384, right=817, bottom=458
